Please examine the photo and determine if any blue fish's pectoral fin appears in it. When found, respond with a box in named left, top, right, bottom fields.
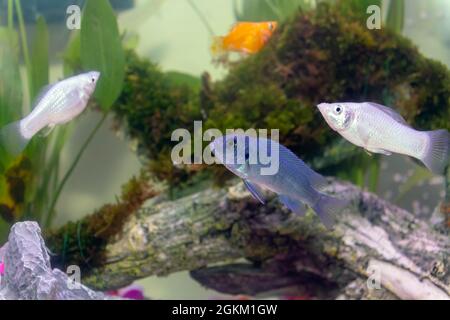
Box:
left=365, top=147, right=391, bottom=156
left=278, top=195, right=307, bottom=216
left=39, top=123, right=56, bottom=137
left=243, top=180, right=265, bottom=204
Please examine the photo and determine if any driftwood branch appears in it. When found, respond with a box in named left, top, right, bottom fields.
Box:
left=77, top=179, right=448, bottom=300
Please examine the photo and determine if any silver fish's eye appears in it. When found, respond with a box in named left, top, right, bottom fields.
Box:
left=91, top=77, right=95, bottom=83
left=335, top=105, right=343, bottom=114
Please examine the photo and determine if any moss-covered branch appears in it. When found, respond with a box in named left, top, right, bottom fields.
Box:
left=45, top=170, right=160, bottom=269
left=46, top=178, right=449, bottom=299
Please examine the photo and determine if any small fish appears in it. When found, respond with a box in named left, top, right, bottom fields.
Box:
left=0, top=71, right=100, bottom=155
left=209, top=134, right=347, bottom=229
left=211, top=21, right=277, bottom=57
left=317, top=102, right=450, bottom=175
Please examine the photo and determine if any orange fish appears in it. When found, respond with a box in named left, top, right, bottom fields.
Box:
left=211, top=21, right=278, bottom=57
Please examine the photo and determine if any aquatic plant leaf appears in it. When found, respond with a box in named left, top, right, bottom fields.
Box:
left=63, top=31, right=81, bottom=77
left=29, top=16, right=49, bottom=101
left=0, top=27, right=22, bottom=126
left=395, top=166, right=433, bottom=203
left=233, top=0, right=311, bottom=22
left=0, top=27, right=23, bottom=169
left=385, top=0, right=404, bottom=33
left=81, top=0, right=125, bottom=111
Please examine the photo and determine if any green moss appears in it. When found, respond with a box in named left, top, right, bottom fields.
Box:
left=45, top=171, right=158, bottom=271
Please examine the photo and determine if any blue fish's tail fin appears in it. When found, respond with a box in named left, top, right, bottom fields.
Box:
left=421, top=129, right=449, bottom=175
left=0, top=120, right=30, bottom=156
left=312, top=194, right=348, bottom=229
left=279, top=194, right=307, bottom=216
left=307, top=171, right=328, bottom=190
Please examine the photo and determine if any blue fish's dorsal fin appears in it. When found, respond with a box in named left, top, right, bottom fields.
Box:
left=364, top=102, right=408, bottom=126
left=279, top=145, right=327, bottom=191
left=279, top=195, right=307, bottom=216
left=243, top=180, right=265, bottom=204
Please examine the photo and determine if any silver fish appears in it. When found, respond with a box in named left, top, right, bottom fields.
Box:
left=317, top=102, right=450, bottom=175
left=209, top=133, right=347, bottom=228
left=0, top=71, right=100, bottom=155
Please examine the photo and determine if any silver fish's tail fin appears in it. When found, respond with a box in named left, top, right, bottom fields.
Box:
left=0, top=120, right=30, bottom=156
left=311, top=194, right=348, bottom=229
left=421, top=129, right=450, bottom=175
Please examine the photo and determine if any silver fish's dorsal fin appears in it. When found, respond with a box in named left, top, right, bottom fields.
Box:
left=364, top=102, right=409, bottom=126
left=30, top=83, right=55, bottom=110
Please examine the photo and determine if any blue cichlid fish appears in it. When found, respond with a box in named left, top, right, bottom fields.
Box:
left=317, top=102, right=450, bottom=175
left=0, top=71, right=100, bottom=155
left=209, top=133, right=348, bottom=229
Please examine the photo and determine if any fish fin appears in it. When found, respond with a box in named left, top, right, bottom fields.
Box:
left=365, top=147, right=391, bottom=156
left=211, top=36, right=225, bottom=57
left=0, top=120, right=30, bottom=156
left=38, top=123, right=56, bottom=137
left=364, top=149, right=373, bottom=156
left=364, top=102, right=408, bottom=126
left=356, top=123, right=371, bottom=147
left=243, top=180, right=265, bottom=204
left=420, top=129, right=450, bottom=175
left=30, top=83, right=54, bottom=110
left=304, top=170, right=327, bottom=190
left=279, top=195, right=307, bottom=216
left=281, top=147, right=328, bottom=190
left=311, top=194, right=348, bottom=229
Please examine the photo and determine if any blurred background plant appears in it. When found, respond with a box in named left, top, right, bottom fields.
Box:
left=0, top=0, right=125, bottom=241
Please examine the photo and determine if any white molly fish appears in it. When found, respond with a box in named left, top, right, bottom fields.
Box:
left=0, top=71, right=100, bottom=155
left=317, top=102, right=450, bottom=175
left=209, top=133, right=348, bottom=229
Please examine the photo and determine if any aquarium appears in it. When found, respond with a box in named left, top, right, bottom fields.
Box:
left=0, top=0, right=448, bottom=306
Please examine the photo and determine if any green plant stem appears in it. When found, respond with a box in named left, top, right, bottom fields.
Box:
left=187, top=0, right=215, bottom=37
left=14, top=0, right=32, bottom=97
left=7, top=0, right=14, bottom=30
left=45, top=114, right=107, bottom=228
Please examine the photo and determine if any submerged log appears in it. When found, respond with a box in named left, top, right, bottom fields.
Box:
left=65, top=178, right=448, bottom=299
